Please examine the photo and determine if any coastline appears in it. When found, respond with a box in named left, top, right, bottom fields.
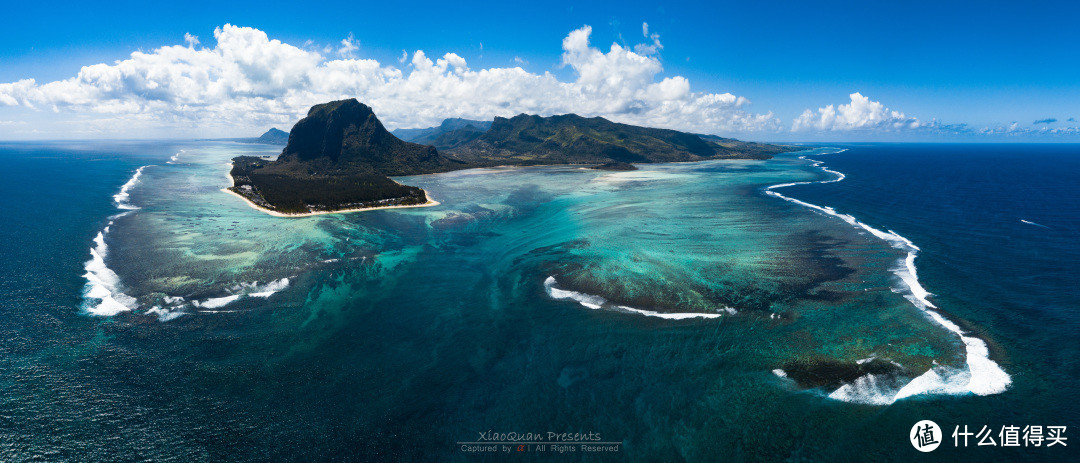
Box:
left=221, top=187, right=440, bottom=218
left=218, top=150, right=803, bottom=217
left=221, top=161, right=440, bottom=218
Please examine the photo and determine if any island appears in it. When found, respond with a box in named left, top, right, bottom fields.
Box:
left=226, top=98, right=798, bottom=216
left=233, top=127, right=289, bottom=145
left=392, top=118, right=493, bottom=146
left=591, top=161, right=638, bottom=171
left=254, top=127, right=289, bottom=145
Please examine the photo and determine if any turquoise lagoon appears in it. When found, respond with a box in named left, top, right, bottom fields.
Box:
left=1, top=140, right=1057, bottom=461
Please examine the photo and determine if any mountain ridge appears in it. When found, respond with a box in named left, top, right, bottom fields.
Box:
left=227, top=99, right=800, bottom=215
left=392, top=118, right=494, bottom=146
left=441, top=113, right=789, bottom=165
left=255, top=128, right=289, bottom=145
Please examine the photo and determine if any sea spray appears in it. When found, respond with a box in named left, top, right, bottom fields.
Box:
left=765, top=149, right=1012, bottom=403
left=112, top=165, right=147, bottom=210
left=166, top=150, right=185, bottom=164
left=82, top=166, right=150, bottom=315
left=544, top=276, right=725, bottom=320
left=192, top=278, right=291, bottom=310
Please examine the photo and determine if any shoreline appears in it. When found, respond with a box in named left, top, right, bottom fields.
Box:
left=221, top=160, right=440, bottom=218
left=398, top=151, right=809, bottom=179
left=219, top=150, right=806, bottom=218
left=221, top=187, right=440, bottom=218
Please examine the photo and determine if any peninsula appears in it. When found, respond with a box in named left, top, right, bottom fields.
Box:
left=227, top=98, right=797, bottom=215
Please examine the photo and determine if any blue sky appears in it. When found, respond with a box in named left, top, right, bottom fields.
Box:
left=1, top=0, right=1078, bottom=141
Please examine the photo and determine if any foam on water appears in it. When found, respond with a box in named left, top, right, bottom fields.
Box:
left=165, top=150, right=185, bottom=164
left=112, top=165, right=147, bottom=210
left=249, top=278, right=290, bottom=298
left=827, top=374, right=898, bottom=406
left=194, top=295, right=241, bottom=309
left=82, top=163, right=291, bottom=320
left=544, top=276, right=724, bottom=320
left=765, top=148, right=1012, bottom=404
left=145, top=306, right=186, bottom=322
left=81, top=167, right=150, bottom=316
left=191, top=278, right=291, bottom=311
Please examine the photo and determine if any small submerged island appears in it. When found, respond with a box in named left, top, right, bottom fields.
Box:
left=592, top=161, right=638, bottom=171
left=227, top=98, right=797, bottom=216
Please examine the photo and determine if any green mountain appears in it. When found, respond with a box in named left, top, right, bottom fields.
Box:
left=228, top=99, right=798, bottom=215
left=428, top=125, right=487, bottom=150
left=228, top=99, right=463, bottom=214
left=392, top=118, right=493, bottom=145
left=274, top=99, right=462, bottom=176
left=442, top=113, right=790, bottom=165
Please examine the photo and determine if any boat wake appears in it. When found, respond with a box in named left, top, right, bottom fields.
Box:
left=1021, top=219, right=1050, bottom=229
left=544, top=276, right=729, bottom=320
left=765, top=148, right=1011, bottom=405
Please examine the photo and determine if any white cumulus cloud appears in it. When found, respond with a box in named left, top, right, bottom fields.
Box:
left=635, top=22, right=663, bottom=56
left=183, top=33, right=199, bottom=48
left=0, top=24, right=779, bottom=138
left=792, top=92, right=922, bottom=132
left=338, top=34, right=358, bottom=58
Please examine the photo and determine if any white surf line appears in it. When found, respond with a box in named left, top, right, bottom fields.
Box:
left=544, top=276, right=727, bottom=320
left=1020, top=219, right=1051, bottom=229
left=146, top=278, right=292, bottom=320
left=112, top=165, right=148, bottom=210
left=83, top=165, right=151, bottom=316
left=166, top=149, right=185, bottom=164
left=191, top=277, right=292, bottom=309
left=84, top=162, right=293, bottom=321
left=765, top=148, right=1011, bottom=403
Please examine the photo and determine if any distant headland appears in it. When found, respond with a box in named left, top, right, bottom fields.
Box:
left=226, top=98, right=799, bottom=216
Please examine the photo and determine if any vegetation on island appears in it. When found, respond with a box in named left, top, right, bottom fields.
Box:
left=229, top=98, right=799, bottom=214
left=591, top=161, right=638, bottom=171
left=439, top=113, right=790, bottom=166
left=228, top=99, right=460, bottom=214
left=233, top=127, right=289, bottom=145
left=229, top=156, right=428, bottom=214
left=392, top=118, right=493, bottom=146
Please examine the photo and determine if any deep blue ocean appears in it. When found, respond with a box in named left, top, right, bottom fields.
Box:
left=0, top=141, right=1076, bottom=461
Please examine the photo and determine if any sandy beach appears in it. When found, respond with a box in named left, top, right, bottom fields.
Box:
left=221, top=160, right=440, bottom=218
left=221, top=187, right=440, bottom=217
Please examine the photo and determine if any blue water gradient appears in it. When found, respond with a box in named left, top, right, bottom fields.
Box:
left=0, top=141, right=1075, bottom=461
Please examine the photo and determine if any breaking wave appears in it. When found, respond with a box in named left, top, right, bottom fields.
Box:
left=81, top=166, right=150, bottom=316
left=82, top=224, right=138, bottom=316
left=191, top=278, right=291, bottom=311
left=132, top=278, right=293, bottom=321
left=82, top=164, right=291, bottom=321
left=112, top=165, right=147, bottom=210
left=166, top=150, right=185, bottom=164
left=765, top=148, right=1011, bottom=404
left=544, top=276, right=728, bottom=320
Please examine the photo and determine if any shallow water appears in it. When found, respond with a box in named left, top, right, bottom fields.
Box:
left=0, top=141, right=1074, bottom=461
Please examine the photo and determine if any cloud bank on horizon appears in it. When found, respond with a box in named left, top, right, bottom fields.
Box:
left=0, top=24, right=1075, bottom=139
left=792, top=93, right=921, bottom=132
left=0, top=24, right=778, bottom=137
